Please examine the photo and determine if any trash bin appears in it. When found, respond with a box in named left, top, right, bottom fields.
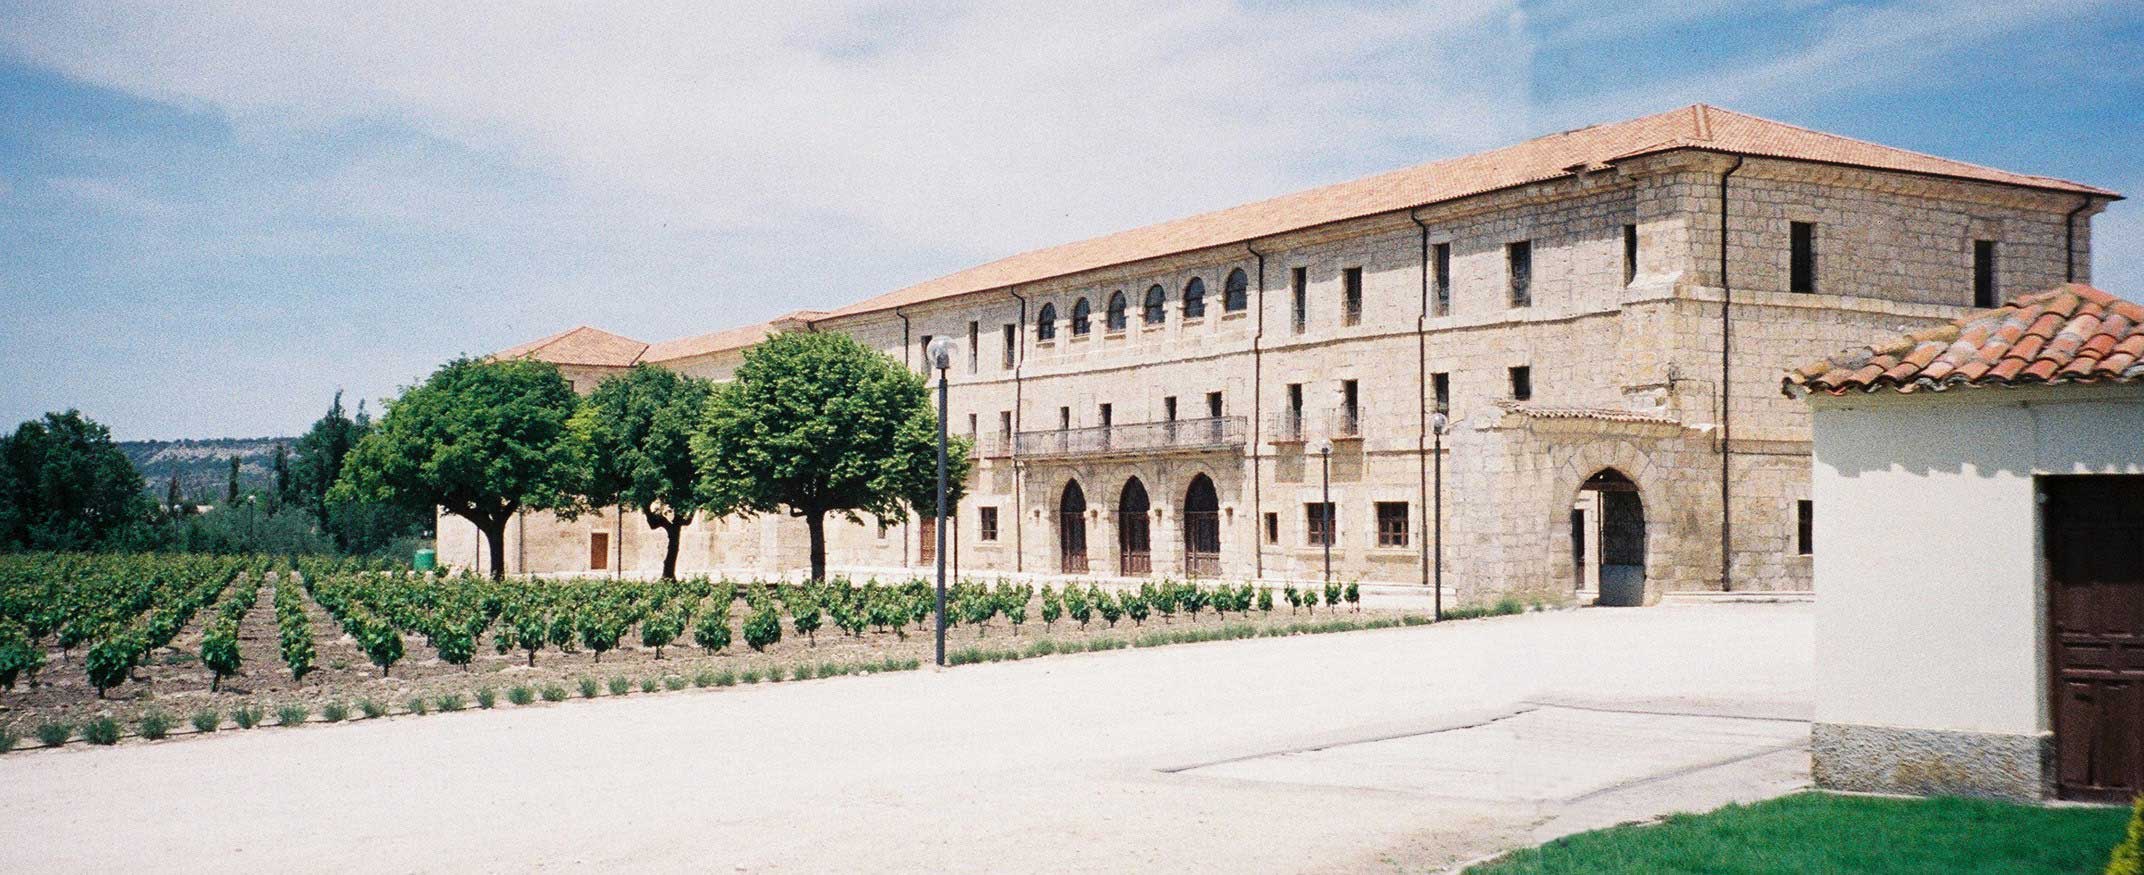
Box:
left=413, top=548, right=437, bottom=572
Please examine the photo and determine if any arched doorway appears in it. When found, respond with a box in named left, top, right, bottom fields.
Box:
left=1118, top=478, right=1152, bottom=575
left=1576, top=469, right=1646, bottom=606
left=1182, top=474, right=1221, bottom=577
left=1059, top=480, right=1088, bottom=574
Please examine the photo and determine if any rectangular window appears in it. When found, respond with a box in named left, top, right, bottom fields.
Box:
left=1306, top=502, right=1335, bottom=547
left=1290, top=266, right=1308, bottom=333
left=1058, top=406, right=1071, bottom=431
left=979, top=506, right=999, bottom=542
left=1973, top=240, right=1998, bottom=308
left=1507, top=240, right=1532, bottom=308
left=967, top=322, right=979, bottom=373
left=918, top=335, right=933, bottom=371
left=1099, top=403, right=1112, bottom=429
left=1341, top=266, right=1363, bottom=326
left=1339, top=379, right=1360, bottom=437
left=1163, top=396, right=1178, bottom=421
left=1431, top=242, right=1451, bottom=316
left=1509, top=366, right=1532, bottom=401
left=1376, top=502, right=1409, bottom=548
left=1623, top=223, right=1639, bottom=286
left=998, top=410, right=1012, bottom=453
left=1002, top=324, right=1017, bottom=369
left=1206, top=391, right=1223, bottom=419
left=1790, top=221, right=1817, bottom=294
left=967, top=413, right=977, bottom=442
left=1797, top=499, right=1814, bottom=556
left=1285, top=383, right=1304, bottom=438
left=1432, top=372, right=1450, bottom=414
left=1263, top=512, right=1279, bottom=545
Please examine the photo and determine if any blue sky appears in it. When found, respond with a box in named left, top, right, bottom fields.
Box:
left=1, top=1, right=2138, bottom=440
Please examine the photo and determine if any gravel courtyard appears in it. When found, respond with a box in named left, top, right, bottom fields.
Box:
left=0, top=602, right=1812, bottom=873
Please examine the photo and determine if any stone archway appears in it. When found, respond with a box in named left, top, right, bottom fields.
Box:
left=1182, top=473, right=1221, bottom=577
left=1577, top=468, right=1646, bottom=606
left=1059, top=480, right=1088, bottom=575
left=1118, top=478, right=1152, bottom=575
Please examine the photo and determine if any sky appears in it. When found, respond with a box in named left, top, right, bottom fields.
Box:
left=1, top=1, right=2139, bottom=440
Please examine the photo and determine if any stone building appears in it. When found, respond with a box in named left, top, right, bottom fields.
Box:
left=439, top=104, right=2118, bottom=605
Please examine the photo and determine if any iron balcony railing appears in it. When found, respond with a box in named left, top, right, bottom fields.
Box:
left=1265, top=409, right=1368, bottom=444
left=1015, top=416, right=1246, bottom=458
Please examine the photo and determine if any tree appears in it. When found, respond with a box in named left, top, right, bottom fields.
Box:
left=271, top=442, right=292, bottom=509
left=332, top=358, right=582, bottom=579
left=0, top=410, right=151, bottom=551
left=295, top=391, right=428, bottom=554
left=693, top=332, right=970, bottom=582
left=569, top=365, right=716, bottom=580
left=226, top=455, right=241, bottom=504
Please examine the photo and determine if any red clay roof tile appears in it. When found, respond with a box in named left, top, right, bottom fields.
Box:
left=1786, top=284, right=2144, bottom=395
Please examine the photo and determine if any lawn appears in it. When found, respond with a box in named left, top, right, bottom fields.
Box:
left=1467, top=792, right=2129, bottom=875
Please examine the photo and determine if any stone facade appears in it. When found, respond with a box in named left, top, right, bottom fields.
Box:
left=441, top=143, right=2106, bottom=607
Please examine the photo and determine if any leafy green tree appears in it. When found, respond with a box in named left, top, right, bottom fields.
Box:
left=295, top=392, right=429, bottom=555
left=332, top=359, right=582, bottom=579
left=570, top=365, right=716, bottom=580
left=272, top=442, right=292, bottom=509
left=693, top=332, right=970, bottom=582
left=0, top=410, right=152, bottom=551
left=226, top=455, right=241, bottom=505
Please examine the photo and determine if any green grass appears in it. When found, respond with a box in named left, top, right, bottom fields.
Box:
left=1466, top=792, right=2128, bottom=875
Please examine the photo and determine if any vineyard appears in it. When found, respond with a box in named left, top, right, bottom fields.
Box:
left=0, top=553, right=1455, bottom=751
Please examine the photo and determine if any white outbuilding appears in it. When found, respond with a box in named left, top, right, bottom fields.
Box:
left=1787, top=283, right=2144, bottom=802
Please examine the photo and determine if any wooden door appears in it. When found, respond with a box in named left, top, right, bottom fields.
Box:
left=589, top=532, right=609, bottom=572
left=2046, top=475, right=2144, bottom=801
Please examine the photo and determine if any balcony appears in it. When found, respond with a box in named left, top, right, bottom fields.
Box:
left=1015, top=416, right=1246, bottom=459
left=1265, top=409, right=1368, bottom=445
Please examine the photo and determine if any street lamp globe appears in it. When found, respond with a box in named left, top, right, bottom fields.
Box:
left=1313, top=438, right=1333, bottom=456
left=1430, top=412, right=1449, bottom=434
left=926, top=336, right=957, bottom=371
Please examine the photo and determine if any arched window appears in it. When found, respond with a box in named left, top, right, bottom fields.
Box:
left=1070, top=298, right=1092, bottom=336
left=1183, top=474, right=1221, bottom=577
left=1224, top=268, right=1249, bottom=312
left=1036, top=303, right=1058, bottom=341
left=1105, top=291, right=1128, bottom=332
left=1143, top=285, right=1167, bottom=325
left=1182, top=277, right=1207, bottom=319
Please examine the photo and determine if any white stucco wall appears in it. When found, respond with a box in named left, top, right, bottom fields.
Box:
left=1810, top=383, right=2144, bottom=736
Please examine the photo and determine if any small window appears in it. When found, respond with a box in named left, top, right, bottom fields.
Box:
left=1507, top=241, right=1532, bottom=308
left=967, top=321, right=980, bottom=372
left=1290, top=267, right=1308, bottom=333
left=1263, top=512, right=1279, bottom=544
left=1058, top=406, right=1071, bottom=430
left=1002, top=324, right=1016, bottom=368
left=1973, top=240, right=1998, bottom=308
left=1431, top=242, right=1451, bottom=316
left=1206, top=391, right=1222, bottom=418
left=1162, top=396, right=1178, bottom=421
left=1183, top=277, right=1207, bottom=319
left=1105, top=291, right=1128, bottom=332
left=1796, top=500, right=1813, bottom=556
left=1432, top=372, right=1450, bottom=414
left=1143, top=284, right=1167, bottom=325
left=979, top=506, right=999, bottom=542
left=1036, top=304, right=1057, bottom=341
left=918, top=335, right=933, bottom=371
left=1099, top=403, right=1112, bottom=429
left=1341, top=267, right=1363, bottom=326
left=1376, top=502, right=1409, bottom=548
left=1285, top=383, right=1304, bottom=437
left=967, top=413, right=977, bottom=441
left=998, top=410, right=1012, bottom=443
left=1623, top=223, right=1639, bottom=286
left=1339, top=379, right=1360, bottom=436
left=1790, top=222, right=1817, bottom=294
left=1070, top=298, right=1092, bottom=336
left=1223, top=268, right=1249, bottom=312
left=1509, top=366, right=1532, bottom=401
left=1306, top=502, right=1336, bottom=547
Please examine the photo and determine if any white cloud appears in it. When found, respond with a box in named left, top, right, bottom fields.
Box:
left=0, top=1, right=1535, bottom=263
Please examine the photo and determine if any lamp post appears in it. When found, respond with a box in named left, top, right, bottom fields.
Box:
left=926, top=336, right=957, bottom=667
left=1429, top=412, right=1448, bottom=621
left=1314, top=438, right=1333, bottom=587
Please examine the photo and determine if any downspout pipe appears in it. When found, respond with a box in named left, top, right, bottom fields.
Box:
left=1008, top=288, right=1028, bottom=574
left=897, top=307, right=912, bottom=570
left=1246, top=241, right=1267, bottom=581
left=1410, top=211, right=1432, bottom=599
left=1718, top=156, right=1743, bottom=593
left=2066, top=196, right=2094, bottom=283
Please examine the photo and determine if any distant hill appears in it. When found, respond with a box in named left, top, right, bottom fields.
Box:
left=120, top=437, right=298, bottom=501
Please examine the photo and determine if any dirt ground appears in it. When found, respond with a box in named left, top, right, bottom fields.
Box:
left=0, top=578, right=1408, bottom=739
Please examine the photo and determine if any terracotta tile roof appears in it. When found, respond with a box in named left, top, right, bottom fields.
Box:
left=492, top=325, right=648, bottom=368
left=1498, top=401, right=1682, bottom=426
left=640, top=322, right=773, bottom=364
left=820, top=104, right=2115, bottom=321
left=1786, top=284, right=2144, bottom=396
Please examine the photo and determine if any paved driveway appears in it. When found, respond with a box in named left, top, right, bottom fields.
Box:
left=0, top=604, right=1811, bottom=873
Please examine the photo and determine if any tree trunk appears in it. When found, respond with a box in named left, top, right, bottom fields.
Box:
left=476, top=515, right=509, bottom=581
left=662, top=520, right=683, bottom=581
left=804, top=509, right=827, bottom=583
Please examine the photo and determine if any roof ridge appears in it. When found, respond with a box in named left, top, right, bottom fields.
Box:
left=1698, top=104, right=2095, bottom=190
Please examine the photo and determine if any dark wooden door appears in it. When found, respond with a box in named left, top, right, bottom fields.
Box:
left=589, top=532, right=609, bottom=571
left=2046, top=475, right=2144, bottom=801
